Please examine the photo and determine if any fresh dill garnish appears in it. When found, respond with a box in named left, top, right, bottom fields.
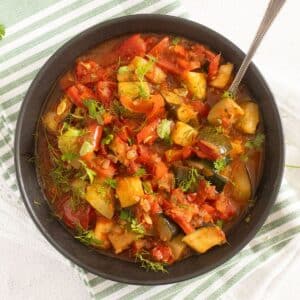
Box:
left=245, top=133, right=265, bottom=150
left=171, top=37, right=180, bottom=45
left=157, top=119, right=172, bottom=143
left=134, top=168, right=147, bottom=177
left=78, top=160, right=96, bottom=183
left=104, top=178, right=117, bottom=189
left=0, top=24, right=5, bottom=40
left=138, top=83, right=149, bottom=99
left=216, top=219, right=224, bottom=228
left=102, top=133, right=114, bottom=145
left=79, top=141, right=94, bottom=156
left=50, top=163, right=72, bottom=193
left=135, top=250, right=168, bottom=273
left=61, top=152, right=78, bottom=162
left=83, top=99, right=106, bottom=124
left=222, top=90, right=235, bottom=99
left=214, top=156, right=230, bottom=173
left=142, top=181, right=154, bottom=195
left=119, top=209, right=145, bottom=237
left=75, top=226, right=102, bottom=247
left=135, top=55, right=156, bottom=81
left=111, top=100, right=132, bottom=117
left=178, top=167, right=200, bottom=192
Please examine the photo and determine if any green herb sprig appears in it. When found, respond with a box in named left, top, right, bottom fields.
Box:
left=120, top=209, right=145, bottom=237
left=214, top=156, right=230, bottom=173
left=83, top=99, right=106, bottom=124
left=178, top=167, right=200, bottom=192
left=75, top=226, right=102, bottom=247
left=135, top=250, right=168, bottom=273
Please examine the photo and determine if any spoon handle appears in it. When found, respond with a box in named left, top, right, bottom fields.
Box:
left=228, top=0, right=286, bottom=94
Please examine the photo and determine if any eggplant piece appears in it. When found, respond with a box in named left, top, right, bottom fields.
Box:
left=167, top=234, right=187, bottom=260
left=186, top=159, right=228, bottom=192
left=198, top=126, right=232, bottom=155
left=153, top=214, right=180, bottom=242
left=172, top=165, right=201, bottom=193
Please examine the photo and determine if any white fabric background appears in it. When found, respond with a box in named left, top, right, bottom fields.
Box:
left=1, top=0, right=300, bottom=299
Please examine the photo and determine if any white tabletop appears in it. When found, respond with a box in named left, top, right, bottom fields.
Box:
left=1, top=0, right=300, bottom=299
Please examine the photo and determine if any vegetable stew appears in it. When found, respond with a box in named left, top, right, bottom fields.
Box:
left=37, top=33, right=264, bottom=272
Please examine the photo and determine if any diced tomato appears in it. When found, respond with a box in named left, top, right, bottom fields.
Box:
left=96, top=81, right=117, bottom=107
left=190, top=101, right=210, bottom=118
left=215, top=193, right=236, bottom=220
left=76, top=60, right=101, bottom=84
left=120, top=96, right=153, bottom=113
left=151, top=244, right=174, bottom=264
left=208, top=53, right=221, bottom=80
left=193, top=140, right=221, bottom=161
left=117, top=34, right=146, bottom=62
left=66, top=83, right=96, bottom=107
left=59, top=71, right=75, bottom=90
left=147, top=94, right=165, bottom=121
left=165, top=147, right=192, bottom=163
left=201, top=203, right=218, bottom=219
left=197, top=180, right=218, bottom=203
left=62, top=199, right=96, bottom=230
left=137, top=119, right=160, bottom=145
left=144, top=35, right=160, bottom=52
left=171, top=213, right=195, bottom=234
left=118, top=126, right=131, bottom=143
left=148, top=37, right=170, bottom=57
left=153, top=161, right=168, bottom=180
left=92, top=157, right=116, bottom=177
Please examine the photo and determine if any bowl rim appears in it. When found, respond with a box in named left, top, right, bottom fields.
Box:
left=14, top=14, right=284, bottom=285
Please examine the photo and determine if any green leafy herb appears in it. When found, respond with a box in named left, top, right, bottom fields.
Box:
left=214, top=156, right=230, bottom=173
left=135, top=56, right=156, bottom=81
left=135, top=250, right=168, bottom=273
left=104, top=178, right=117, bottom=189
left=142, top=181, right=154, bottom=195
left=245, top=133, right=265, bottom=150
left=75, top=227, right=101, bottom=247
left=61, top=152, right=78, bottom=162
left=119, top=209, right=145, bottom=237
left=178, top=167, right=200, bottom=192
left=102, top=133, right=114, bottom=145
left=157, top=119, right=172, bottom=143
left=222, top=90, right=235, bottom=99
left=134, top=168, right=147, bottom=177
left=216, top=219, right=224, bottom=228
left=79, top=141, right=94, bottom=156
left=0, top=24, right=5, bottom=40
left=83, top=99, right=106, bottom=124
left=79, top=160, right=96, bottom=183
left=111, top=100, right=132, bottom=118
left=138, top=84, right=149, bottom=99
left=171, top=37, right=180, bottom=45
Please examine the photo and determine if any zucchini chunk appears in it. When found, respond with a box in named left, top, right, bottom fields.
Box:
left=167, top=234, right=187, bottom=260
left=94, top=217, right=114, bottom=249
left=85, top=178, right=115, bottom=219
left=177, top=104, right=198, bottom=123
left=171, top=121, right=198, bottom=146
left=183, top=71, right=207, bottom=100
left=108, top=225, right=137, bottom=254
left=182, top=225, right=226, bottom=253
left=161, top=90, right=184, bottom=105
left=118, top=81, right=150, bottom=99
left=153, top=214, right=179, bottom=241
left=209, top=63, right=233, bottom=89
left=236, top=102, right=260, bottom=134
left=207, top=98, right=244, bottom=126
left=116, top=176, right=144, bottom=208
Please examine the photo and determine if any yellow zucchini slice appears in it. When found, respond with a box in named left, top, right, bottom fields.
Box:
left=116, top=176, right=144, bottom=208
left=236, top=102, right=260, bottom=134
left=118, top=81, right=150, bottom=99
left=207, top=98, right=244, bottom=126
left=94, top=217, right=114, bottom=249
left=177, top=103, right=198, bottom=123
left=182, top=225, right=226, bottom=253
left=183, top=71, right=207, bottom=100
left=167, top=234, right=187, bottom=260
left=171, top=121, right=198, bottom=146
left=108, top=226, right=137, bottom=254
left=85, top=178, right=115, bottom=219
left=210, top=63, right=233, bottom=89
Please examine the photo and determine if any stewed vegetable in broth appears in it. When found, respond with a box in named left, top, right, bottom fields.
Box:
left=37, top=34, right=264, bottom=272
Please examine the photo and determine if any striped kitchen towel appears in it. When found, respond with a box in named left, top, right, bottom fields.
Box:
left=0, top=1, right=299, bottom=299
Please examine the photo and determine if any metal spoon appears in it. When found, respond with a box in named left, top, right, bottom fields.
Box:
left=228, top=0, right=286, bottom=197
left=228, top=0, right=286, bottom=95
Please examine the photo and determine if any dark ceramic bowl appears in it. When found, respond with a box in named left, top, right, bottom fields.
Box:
left=14, top=14, right=284, bottom=285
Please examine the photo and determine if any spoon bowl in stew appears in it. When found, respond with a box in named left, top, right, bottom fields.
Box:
left=14, top=14, right=284, bottom=285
